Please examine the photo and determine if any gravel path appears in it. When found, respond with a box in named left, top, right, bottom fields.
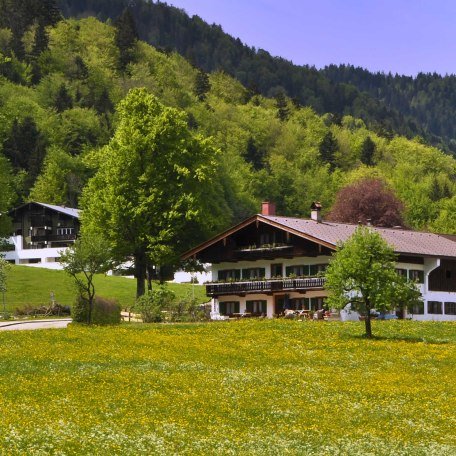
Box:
left=0, top=319, right=72, bottom=331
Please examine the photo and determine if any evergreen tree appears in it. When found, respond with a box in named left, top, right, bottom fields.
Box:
left=319, top=131, right=338, bottom=169
left=114, top=8, right=138, bottom=70
left=275, top=92, right=289, bottom=121
left=194, top=70, right=210, bottom=101
left=54, top=84, right=73, bottom=112
left=73, top=56, right=89, bottom=80
left=32, top=23, right=49, bottom=57
left=360, top=136, right=376, bottom=166
left=243, top=137, right=264, bottom=170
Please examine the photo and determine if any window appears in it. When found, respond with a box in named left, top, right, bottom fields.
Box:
left=271, top=263, right=283, bottom=277
left=444, top=302, right=456, bottom=315
left=408, top=302, right=424, bottom=314
left=242, top=268, right=266, bottom=280
left=285, top=265, right=320, bottom=277
left=219, top=301, right=240, bottom=316
left=428, top=301, right=442, bottom=314
left=56, top=227, right=74, bottom=236
left=292, top=298, right=308, bottom=310
left=396, top=268, right=407, bottom=277
left=217, top=269, right=241, bottom=281
left=310, top=297, right=325, bottom=311
left=409, top=270, right=424, bottom=284
left=246, top=300, right=267, bottom=315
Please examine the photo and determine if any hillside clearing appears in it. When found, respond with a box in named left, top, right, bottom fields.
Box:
left=0, top=320, right=454, bottom=455
left=3, top=266, right=207, bottom=312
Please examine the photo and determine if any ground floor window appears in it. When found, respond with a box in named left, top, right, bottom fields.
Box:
left=219, top=301, right=240, bottom=316
left=408, top=302, right=424, bottom=314
left=444, top=302, right=456, bottom=315
left=428, top=301, right=443, bottom=314
left=246, top=300, right=267, bottom=315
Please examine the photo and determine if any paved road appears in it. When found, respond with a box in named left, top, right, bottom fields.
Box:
left=0, top=319, right=72, bottom=331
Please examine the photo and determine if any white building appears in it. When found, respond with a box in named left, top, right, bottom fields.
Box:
left=182, top=202, right=456, bottom=321
left=1, top=202, right=80, bottom=269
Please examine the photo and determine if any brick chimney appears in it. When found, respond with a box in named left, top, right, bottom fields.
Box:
left=310, top=202, right=322, bottom=222
left=261, top=201, right=276, bottom=216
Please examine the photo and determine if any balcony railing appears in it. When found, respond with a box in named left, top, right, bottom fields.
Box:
left=206, top=277, right=326, bottom=297
left=31, top=234, right=77, bottom=243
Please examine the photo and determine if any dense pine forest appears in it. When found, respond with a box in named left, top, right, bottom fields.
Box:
left=0, top=0, right=455, bottom=254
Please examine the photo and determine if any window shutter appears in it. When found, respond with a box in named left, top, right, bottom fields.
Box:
left=234, top=302, right=240, bottom=313
left=260, top=301, right=267, bottom=313
left=246, top=301, right=253, bottom=312
left=285, top=266, right=293, bottom=277
left=235, top=269, right=241, bottom=280
left=259, top=268, right=266, bottom=278
left=309, top=265, right=318, bottom=276
left=219, top=302, right=227, bottom=315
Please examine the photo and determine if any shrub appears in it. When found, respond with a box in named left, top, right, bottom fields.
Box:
left=72, top=296, right=120, bottom=325
left=134, top=286, right=175, bottom=323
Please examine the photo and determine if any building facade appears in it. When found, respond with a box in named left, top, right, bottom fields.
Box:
left=1, top=202, right=80, bottom=269
left=182, top=202, right=456, bottom=321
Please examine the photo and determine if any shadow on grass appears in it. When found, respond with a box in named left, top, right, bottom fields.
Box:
left=349, top=334, right=450, bottom=344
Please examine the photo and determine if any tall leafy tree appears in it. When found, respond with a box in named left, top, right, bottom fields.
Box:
left=81, top=88, right=228, bottom=297
left=325, top=226, right=422, bottom=338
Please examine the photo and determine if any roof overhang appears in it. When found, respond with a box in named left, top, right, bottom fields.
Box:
left=181, top=214, right=336, bottom=261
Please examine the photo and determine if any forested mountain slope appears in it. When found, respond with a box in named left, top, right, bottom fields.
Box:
left=56, top=0, right=456, bottom=154
left=0, top=8, right=455, bottom=240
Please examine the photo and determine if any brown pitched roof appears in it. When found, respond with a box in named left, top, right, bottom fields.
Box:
left=263, top=215, right=456, bottom=258
left=182, top=214, right=456, bottom=260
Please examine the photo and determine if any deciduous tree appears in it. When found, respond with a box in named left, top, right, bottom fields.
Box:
left=81, top=88, right=228, bottom=297
left=325, top=226, right=422, bottom=338
left=328, top=178, right=405, bottom=227
left=60, top=233, right=113, bottom=324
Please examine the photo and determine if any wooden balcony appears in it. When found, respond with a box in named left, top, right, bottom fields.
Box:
left=31, top=234, right=77, bottom=243
left=206, top=277, right=326, bottom=297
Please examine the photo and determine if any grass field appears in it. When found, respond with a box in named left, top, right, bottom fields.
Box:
left=3, top=265, right=207, bottom=312
left=0, top=319, right=454, bottom=455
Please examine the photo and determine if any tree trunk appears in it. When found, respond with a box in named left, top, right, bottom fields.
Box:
left=87, top=277, right=95, bottom=324
left=146, top=264, right=153, bottom=292
left=134, top=250, right=146, bottom=297
left=364, top=299, right=372, bottom=338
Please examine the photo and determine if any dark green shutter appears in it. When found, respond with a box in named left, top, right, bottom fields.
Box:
left=219, top=302, right=227, bottom=315
left=259, top=268, right=266, bottom=278
left=234, top=302, right=240, bottom=313
left=235, top=269, right=241, bottom=280
left=246, top=301, right=253, bottom=312
left=309, top=265, right=318, bottom=276
left=260, top=301, right=267, bottom=313
left=285, top=266, right=293, bottom=277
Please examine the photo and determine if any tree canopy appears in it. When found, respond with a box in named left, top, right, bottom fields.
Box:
left=81, top=88, right=229, bottom=296
left=325, top=226, right=422, bottom=337
left=328, top=178, right=405, bottom=227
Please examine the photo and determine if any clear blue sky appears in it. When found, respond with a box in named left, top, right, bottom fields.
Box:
left=166, top=0, right=456, bottom=76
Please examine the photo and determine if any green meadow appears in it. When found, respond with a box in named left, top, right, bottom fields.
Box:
left=3, top=265, right=207, bottom=312
left=0, top=320, right=454, bottom=455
